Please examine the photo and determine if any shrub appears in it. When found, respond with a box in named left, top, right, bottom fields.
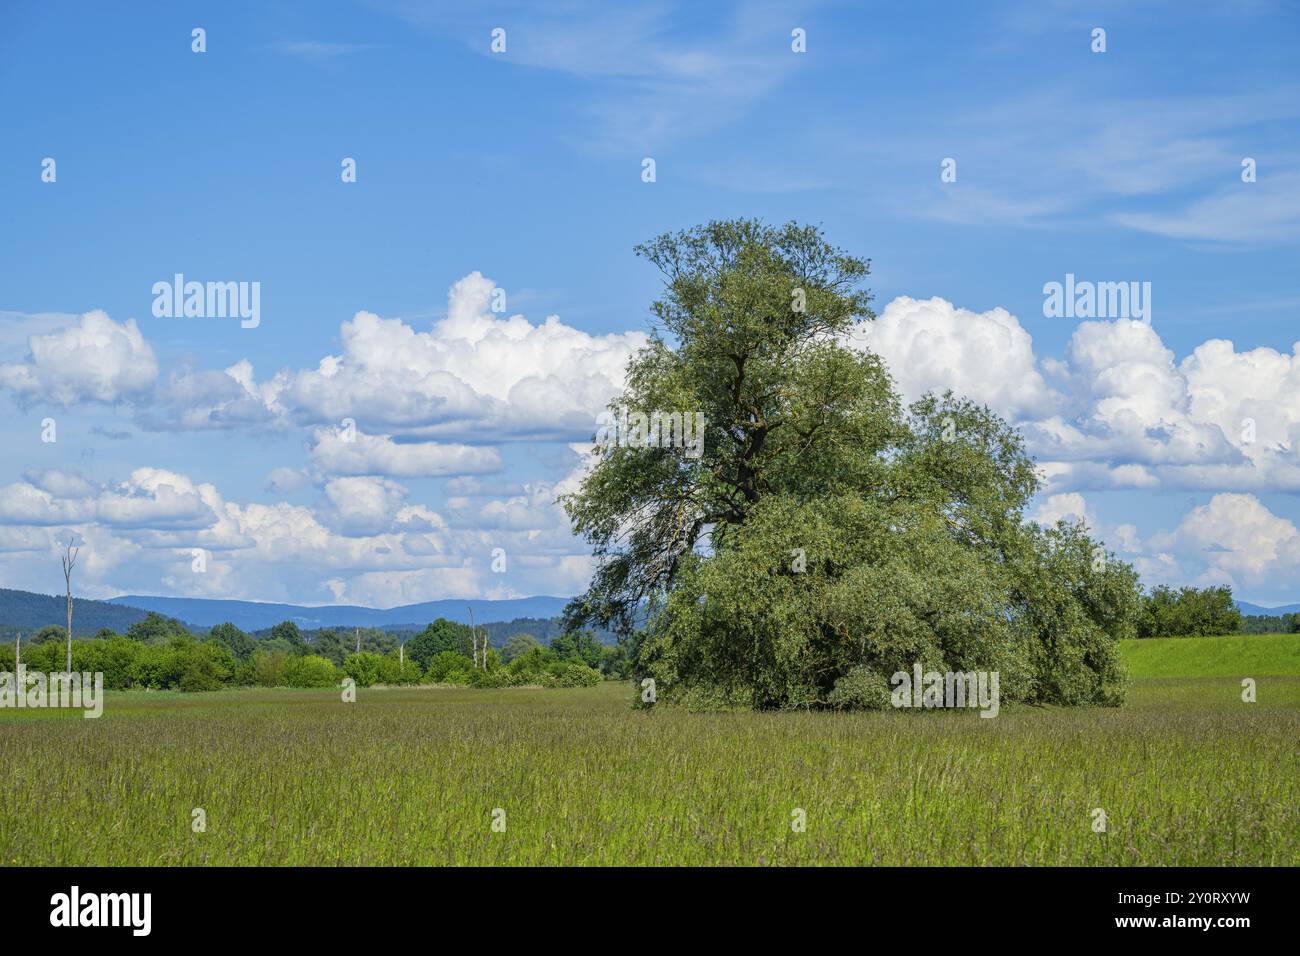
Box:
left=545, top=662, right=603, bottom=688
left=179, top=657, right=225, bottom=692
left=130, top=644, right=185, bottom=689
left=827, top=666, right=892, bottom=710
left=469, top=668, right=512, bottom=688
left=425, top=650, right=473, bottom=684
left=382, top=656, right=424, bottom=685
left=233, top=657, right=257, bottom=686
left=17, top=640, right=62, bottom=673
left=344, top=652, right=421, bottom=686
left=90, top=637, right=142, bottom=690
left=283, top=655, right=340, bottom=688
left=7, top=634, right=236, bottom=692
left=506, top=646, right=563, bottom=685
left=251, top=651, right=289, bottom=687
left=343, top=651, right=385, bottom=688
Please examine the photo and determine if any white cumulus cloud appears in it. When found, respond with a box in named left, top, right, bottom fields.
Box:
left=278, top=272, right=647, bottom=441
left=0, top=310, right=158, bottom=407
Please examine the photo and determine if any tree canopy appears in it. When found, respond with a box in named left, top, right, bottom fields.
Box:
left=562, top=219, right=1142, bottom=710
left=1137, top=585, right=1242, bottom=637
left=209, top=622, right=255, bottom=661
left=126, top=612, right=191, bottom=644
left=406, top=618, right=473, bottom=670
left=501, top=633, right=541, bottom=663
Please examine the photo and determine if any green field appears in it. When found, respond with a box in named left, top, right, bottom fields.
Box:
left=1120, top=632, right=1300, bottom=677
left=2, top=635, right=1297, bottom=866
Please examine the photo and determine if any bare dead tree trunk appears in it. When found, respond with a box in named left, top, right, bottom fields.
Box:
left=14, top=631, right=21, bottom=672
left=468, top=606, right=479, bottom=669
left=355, top=628, right=361, bottom=654
left=61, top=541, right=79, bottom=675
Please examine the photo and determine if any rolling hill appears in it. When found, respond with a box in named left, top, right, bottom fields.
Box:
left=1237, top=601, right=1300, bottom=617
left=0, top=587, right=149, bottom=636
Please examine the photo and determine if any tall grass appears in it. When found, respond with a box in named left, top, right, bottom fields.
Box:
left=2, top=676, right=1295, bottom=866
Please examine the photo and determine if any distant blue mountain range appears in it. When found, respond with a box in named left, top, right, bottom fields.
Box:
left=105, top=594, right=572, bottom=631
left=0, top=587, right=149, bottom=635
left=1236, top=601, right=1300, bottom=617
left=3, top=589, right=1289, bottom=636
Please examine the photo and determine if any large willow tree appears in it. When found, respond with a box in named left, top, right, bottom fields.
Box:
left=563, top=220, right=1140, bottom=709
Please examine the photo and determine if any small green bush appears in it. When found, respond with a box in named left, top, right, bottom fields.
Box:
left=545, top=663, right=602, bottom=688
left=389, top=658, right=424, bottom=685
left=827, top=666, right=892, bottom=710
left=252, top=651, right=288, bottom=687
left=425, top=650, right=473, bottom=684
left=469, top=668, right=512, bottom=688
left=282, top=655, right=339, bottom=688
left=179, top=659, right=224, bottom=692
left=343, top=651, right=385, bottom=688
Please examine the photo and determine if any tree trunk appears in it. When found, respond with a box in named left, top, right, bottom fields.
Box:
left=61, top=543, right=78, bottom=676
left=468, top=607, right=478, bottom=669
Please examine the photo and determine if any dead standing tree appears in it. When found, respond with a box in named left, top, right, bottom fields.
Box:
left=61, top=540, right=79, bottom=675
left=468, top=606, right=487, bottom=670
left=468, top=606, right=478, bottom=669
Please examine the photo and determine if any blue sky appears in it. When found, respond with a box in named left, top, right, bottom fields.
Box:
left=2, top=0, right=1299, bottom=606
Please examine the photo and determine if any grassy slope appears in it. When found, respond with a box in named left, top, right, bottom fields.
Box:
left=1120, top=633, right=1300, bottom=677
left=2, top=670, right=1296, bottom=866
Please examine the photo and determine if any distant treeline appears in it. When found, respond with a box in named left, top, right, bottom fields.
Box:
left=1239, top=613, right=1300, bottom=634
left=2, top=584, right=1287, bottom=668
left=0, top=591, right=619, bottom=650
left=334, top=616, right=618, bottom=647
left=1070, top=583, right=1299, bottom=638
left=1, top=613, right=630, bottom=692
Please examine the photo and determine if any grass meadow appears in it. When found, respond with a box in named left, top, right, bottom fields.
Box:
left=2, top=635, right=1296, bottom=866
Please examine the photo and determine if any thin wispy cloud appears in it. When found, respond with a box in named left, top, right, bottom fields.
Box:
left=272, top=40, right=372, bottom=59
left=1113, top=171, right=1300, bottom=243
left=386, top=0, right=816, bottom=150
